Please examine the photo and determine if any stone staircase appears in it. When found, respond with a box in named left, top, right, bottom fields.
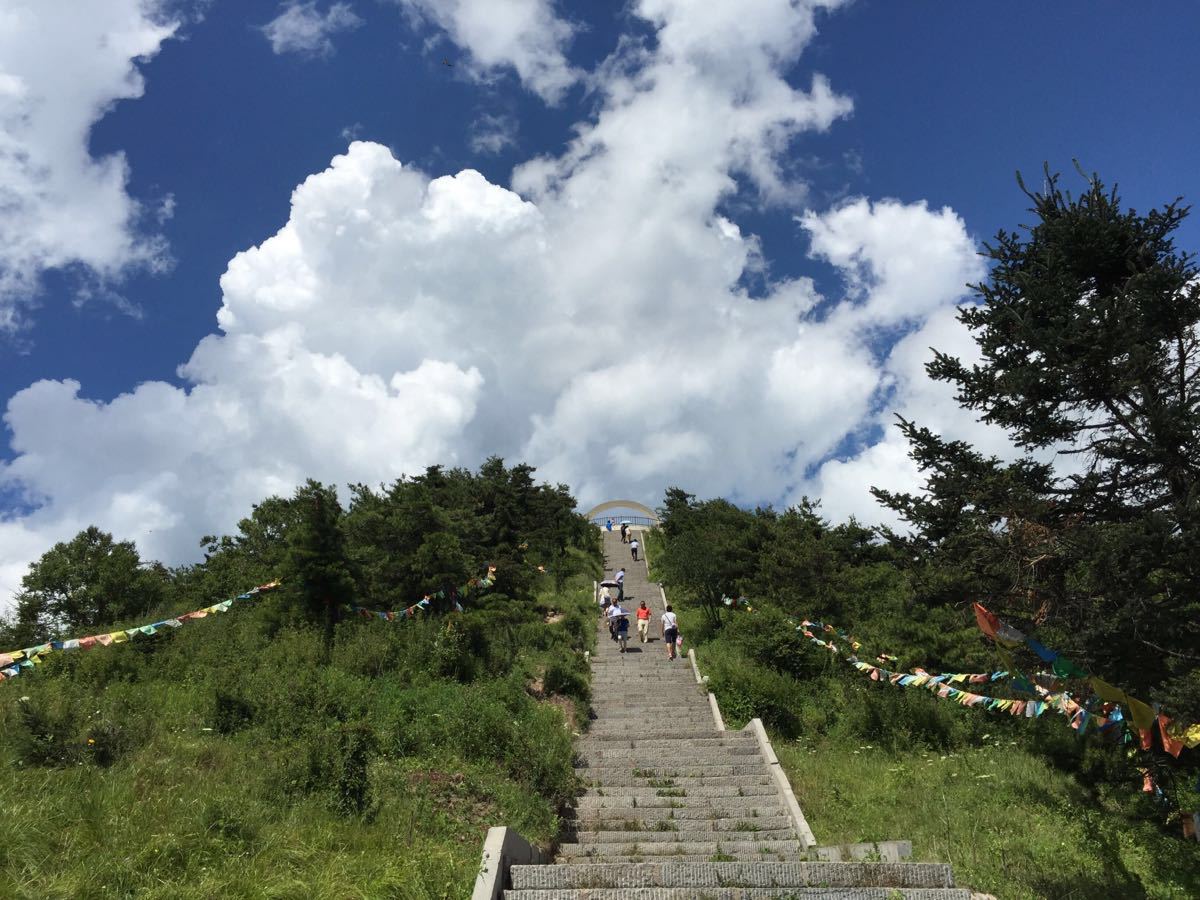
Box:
left=500, top=528, right=970, bottom=899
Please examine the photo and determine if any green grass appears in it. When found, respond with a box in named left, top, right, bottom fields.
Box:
left=0, top=575, right=599, bottom=898
left=778, top=739, right=1200, bottom=900
left=0, top=747, right=549, bottom=899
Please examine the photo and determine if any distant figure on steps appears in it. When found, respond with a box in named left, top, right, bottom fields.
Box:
left=619, top=521, right=628, bottom=543
left=636, top=600, right=652, bottom=643
left=615, top=567, right=625, bottom=602
left=605, top=518, right=614, bottom=532
left=599, top=585, right=612, bottom=620
left=661, top=604, right=678, bottom=660
left=630, top=537, right=640, bottom=562
left=607, top=599, right=630, bottom=652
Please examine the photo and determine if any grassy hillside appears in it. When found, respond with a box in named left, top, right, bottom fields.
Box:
left=1, top=462, right=600, bottom=899
left=1, top=576, right=598, bottom=899
left=780, top=739, right=1197, bottom=900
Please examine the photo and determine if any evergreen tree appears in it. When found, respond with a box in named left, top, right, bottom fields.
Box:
left=656, top=490, right=771, bottom=628
left=875, top=168, right=1200, bottom=718
left=284, top=480, right=355, bottom=655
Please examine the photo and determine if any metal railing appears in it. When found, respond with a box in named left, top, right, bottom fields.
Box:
left=590, top=515, right=656, bottom=527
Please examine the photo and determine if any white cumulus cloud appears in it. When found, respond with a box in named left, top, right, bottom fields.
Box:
left=0, top=0, right=177, bottom=332
left=393, top=0, right=579, bottom=102
left=469, top=112, right=518, bottom=154
left=261, top=1, right=362, bottom=57
left=1, top=0, right=996, bottom=608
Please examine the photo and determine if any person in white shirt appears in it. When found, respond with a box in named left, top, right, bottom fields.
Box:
left=607, top=601, right=630, bottom=652
left=660, top=604, right=679, bottom=660
left=630, top=537, right=640, bottom=562
left=615, top=568, right=625, bottom=602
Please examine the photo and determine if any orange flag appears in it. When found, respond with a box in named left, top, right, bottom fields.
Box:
left=1158, top=715, right=1184, bottom=758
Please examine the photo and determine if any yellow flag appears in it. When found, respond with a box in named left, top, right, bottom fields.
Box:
left=1090, top=678, right=1127, bottom=704
left=1126, top=696, right=1156, bottom=731
left=109, top=631, right=129, bottom=644
left=1166, top=722, right=1200, bottom=749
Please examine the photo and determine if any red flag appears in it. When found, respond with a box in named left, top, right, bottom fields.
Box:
left=973, top=602, right=1000, bottom=639
left=1139, top=728, right=1154, bottom=751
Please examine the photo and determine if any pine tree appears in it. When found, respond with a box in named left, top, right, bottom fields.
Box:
left=285, top=480, right=356, bottom=657
left=875, top=168, right=1200, bottom=717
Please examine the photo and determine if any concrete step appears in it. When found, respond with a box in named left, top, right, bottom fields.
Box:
left=590, top=660, right=690, bottom=666
left=570, top=812, right=787, bottom=828
left=582, top=726, right=719, bottom=737
left=574, top=763, right=770, bottom=778
left=509, top=862, right=957, bottom=891
left=567, top=812, right=792, bottom=830
left=590, top=685, right=702, bottom=692
left=591, top=694, right=705, bottom=702
left=506, top=889, right=972, bottom=899
left=810, top=840, right=914, bottom=864
left=590, top=703, right=708, bottom=712
left=558, top=840, right=803, bottom=859
left=561, top=828, right=799, bottom=844
left=579, top=738, right=757, bottom=753
left=557, top=853, right=802, bottom=865
left=576, top=750, right=759, bottom=766
left=582, top=783, right=778, bottom=800
left=585, top=708, right=715, bottom=717
left=575, top=795, right=783, bottom=811
left=578, top=774, right=774, bottom=789
left=589, top=706, right=710, bottom=715
left=577, top=736, right=755, bottom=752
left=585, top=716, right=714, bottom=727
left=580, top=734, right=748, bottom=748
left=584, top=723, right=715, bottom=734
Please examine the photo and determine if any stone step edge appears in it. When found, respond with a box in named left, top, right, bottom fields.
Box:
left=560, top=829, right=797, bottom=843
left=503, top=890, right=973, bottom=899
left=508, top=861, right=957, bottom=890
left=557, top=839, right=803, bottom=856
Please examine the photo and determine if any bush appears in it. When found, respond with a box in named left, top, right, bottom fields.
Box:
left=544, top=656, right=591, bottom=705
left=723, top=607, right=829, bottom=681
left=211, top=688, right=254, bottom=735
left=333, top=720, right=377, bottom=818
left=10, top=694, right=82, bottom=767
left=700, top=645, right=805, bottom=736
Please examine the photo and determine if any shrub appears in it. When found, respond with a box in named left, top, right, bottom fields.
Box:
left=544, top=656, right=591, bottom=705
left=211, top=688, right=254, bottom=735
left=701, top=645, right=804, bottom=736
left=723, top=607, right=829, bottom=681
left=10, top=694, right=82, bottom=767
left=333, top=721, right=377, bottom=818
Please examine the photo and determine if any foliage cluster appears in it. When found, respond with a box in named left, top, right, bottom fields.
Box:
left=0, top=459, right=599, bottom=898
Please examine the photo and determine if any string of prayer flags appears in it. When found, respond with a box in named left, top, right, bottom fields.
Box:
left=796, top=615, right=1005, bottom=684
left=848, top=658, right=1072, bottom=722
left=0, top=580, right=281, bottom=683
left=352, top=598, right=432, bottom=621
left=349, top=565, right=499, bottom=623
left=972, top=601, right=1200, bottom=754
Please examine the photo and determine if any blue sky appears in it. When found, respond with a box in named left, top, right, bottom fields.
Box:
left=1, top=0, right=1198, bottom=598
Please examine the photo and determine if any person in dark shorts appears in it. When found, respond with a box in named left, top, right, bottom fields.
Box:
left=660, top=604, right=679, bottom=660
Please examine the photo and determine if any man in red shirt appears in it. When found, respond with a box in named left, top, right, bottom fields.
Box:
left=635, top=600, right=652, bottom=644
